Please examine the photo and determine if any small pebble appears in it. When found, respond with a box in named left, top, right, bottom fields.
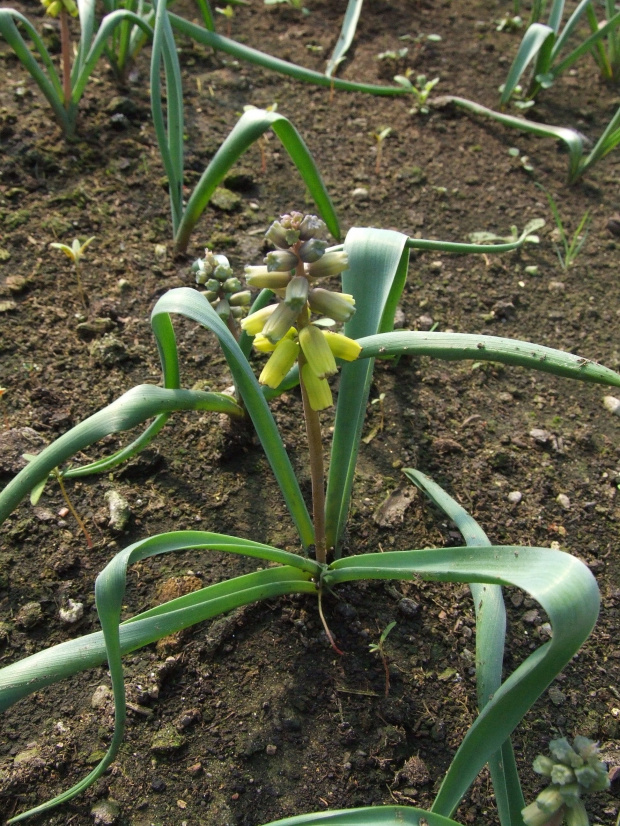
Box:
left=603, top=396, right=620, bottom=417
left=91, top=799, right=121, bottom=825
left=507, top=491, right=522, bottom=505
left=59, top=599, right=84, bottom=624
left=91, top=685, right=112, bottom=709
left=556, top=493, right=570, bottom=510
left=351, top=187, right=369, bottom=200
left=15, top=601, right=43, bottom=630
left=266, top=744, right=277, bottom=755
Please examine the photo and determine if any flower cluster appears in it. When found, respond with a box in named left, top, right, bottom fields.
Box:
left=192, top=250, right=251, bottom=323
left=41, top=0, right=78, bottom=17
left=522, top=737, right=610, bottom=826
left=240, top=213, right=361, bottom=410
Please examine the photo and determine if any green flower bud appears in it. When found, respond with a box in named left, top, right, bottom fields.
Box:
left=299, top=214, right=325, bottom=241
left=574, top=765, right=601, bottom=789
left=298, top=238, right=327, bottom=263
left=204, top=290, right=219, bottom=302
left=550, top=738, right=583, bottom=768
left=259, top=337, right=300, bottom=389
left=574, top=737, right=599, bottom=762
left=265, top=250, right=298, bottom=273
left=301, top=363, right=333, bottom=411
left=195, top=270, right=208, bottom=285
left=299, top=324, right=337, bottom=379
left=223, top=277, right=242, bottom=293
left=240, top=304, right=278, bottom=336
left=532, top=755, right=556, bottom=777
left=262, top=301, right=299, bottom=343
left=214, top=298, right=230, bottom=320
left=551, top=764, right=575, bottom=786
left=535, top=786, right=565, bottom=816
left=231, top=306, right=246, bottom=319
left=308, top=288, right=356, bottom=322
left=306, top=250, right=349, bottom=280
left=206, top=278, right=220, bottom=292
left=229, top=290, right=252, bottom=307
left=322, top=330, right=362, bottom=362
left=284, top=275, right=309, bottom=313
left=244, top=267, right=292, bottom=290
left=564, top=800, right=589, bottom=826
left=213, top=255, right=233, bottom=281
left=522, top=800, right=561, bottom=826
left=265, top=221, right=299, bottom=249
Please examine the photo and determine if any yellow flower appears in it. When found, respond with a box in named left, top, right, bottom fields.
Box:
left=322, top=330, right=362, bottom=361
left=301, top=363, right=333, bottom=411
left=240, top=304, right=278, bottom=336
left=298, top=324, right=337, bottom=379
left=259, top=337, right=300, bottom=389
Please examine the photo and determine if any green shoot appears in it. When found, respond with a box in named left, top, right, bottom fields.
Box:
left=370, top=391, right=386, bottom=431
left=372, top=127, right=392, bottom=175
left=469, top=217, right=544, bottom=246
left=394, top=71, right=440, bottom=114
left=369, top=620, right=396, bottom=697
left=216, top=4, right=234, bottom=37
left=538, top=186, right=591, bottom=269
left=50, top=236, right=96, bottom=306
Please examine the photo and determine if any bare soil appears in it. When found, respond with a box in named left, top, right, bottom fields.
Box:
left=0, top=0, right=619, bottom=824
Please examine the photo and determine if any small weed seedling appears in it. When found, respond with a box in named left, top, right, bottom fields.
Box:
left=394, top=71, right=440, bottom=114
left=369, top=620, right=397, bottom=697
left=538, top=186, right=591, bottom=270
left=372, top=127, right=392, bottom=175
left=50, top=236, right=95, bottom=307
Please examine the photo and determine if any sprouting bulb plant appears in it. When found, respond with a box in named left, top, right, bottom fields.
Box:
left=192, top=250, right=251, bottom=338
left=50, top=236, right=96, bottom=307
left=522, top=736, right=610, bottom=826
left=40, top=0, right=78, bottom=114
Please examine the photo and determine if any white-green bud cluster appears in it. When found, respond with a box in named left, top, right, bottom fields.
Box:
left=522, top=737, right=610, bottom=826
left=192, top=250, right=250, bottom=322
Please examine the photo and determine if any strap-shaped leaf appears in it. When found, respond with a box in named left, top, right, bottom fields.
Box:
left=500, top=23, right=555, bottom=104
left=174, top=107, right=340, bottom=252
left=263, top=806, right=459, bottom=826
left=151, top=287, right=315, bottom=547
left=325, top=228, right=410, bottom=555
left=325, top=0, right=364, bottom=78
left=357, top=330, right=620, bottom=387
left=324, top=545, right=599, bottom=818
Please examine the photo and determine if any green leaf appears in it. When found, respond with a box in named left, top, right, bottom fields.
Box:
left=325, top=0, right=363, bottom=78
left=325, top=228, right=410, bottom=555
left=356, top=330, right=620, bottom=388
left=262, top=806, right=460, bottom=826
left=175, top=108, right=340, bottom=252
left=500, top=23, right=555, bottom=105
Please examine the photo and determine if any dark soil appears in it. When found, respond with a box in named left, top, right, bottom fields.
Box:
left=0, top=0, right=619, bottom=824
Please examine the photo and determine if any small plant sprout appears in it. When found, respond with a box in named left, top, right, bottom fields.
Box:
left=372, top=127, right=392, bottom=175
left=508, top=145, right=534, bottom=172
left=369, top=620, right=396, bottom=697
left=521, top=736, right=610, bottom=826
left=192, top=250, right=251, bottom=338
left=49, top=236, right=96, bottom=307
left=242, top=103, right=278, bottom=173
left=394, top=71, right=440, bottom=114
left=0, top=387, right=8, bottom=428
left=216, top=5, right=234, bottom=37
left=241, top=212, right=360, bottom=564
left=538, top=185, right=591, bottom=270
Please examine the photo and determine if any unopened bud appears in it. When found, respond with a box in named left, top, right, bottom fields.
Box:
left=265, top=250, right=298, bottom=273
left=532, top=755, right=555, bottom=777
left=299, top=324, right=337, bottom=379
left=535, top=786, right=565, bottom=816
left=265, top=221, right=299, bottom=249
left=223, top=277, right=242, bottom=293
left=214, top=298, right=230, bottom=320
left=522, top=800, right=561, bottom=826
left=564, top=801, right=589, bottom=826
left=229, top=290, right=251, bottom=306
left=244, top=267, right=292, bottom=290
left=213, top=255, right=233, bottom=281
left=308, top=288, right=356, bottom=322
left=231, top=306, right=246, bottom=319
left=551, top=764, right=575, bottom=786
left=306, top=250, right=349, bottom=280
left=301, top=363, right=332, bottom=410
left=298, top=238, right=327, bottom=263
left=299, top=214, right=325, bottom=241
left=284, top=275, right=309, bottom=312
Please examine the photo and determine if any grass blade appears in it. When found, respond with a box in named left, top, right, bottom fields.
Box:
left=356, top=330, right=620, bottom=387
left=175, top=107, right=340, bottom=252
left=325, top=0, right=364, bottom=77
left=325, top=228, right=410, bottom=555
